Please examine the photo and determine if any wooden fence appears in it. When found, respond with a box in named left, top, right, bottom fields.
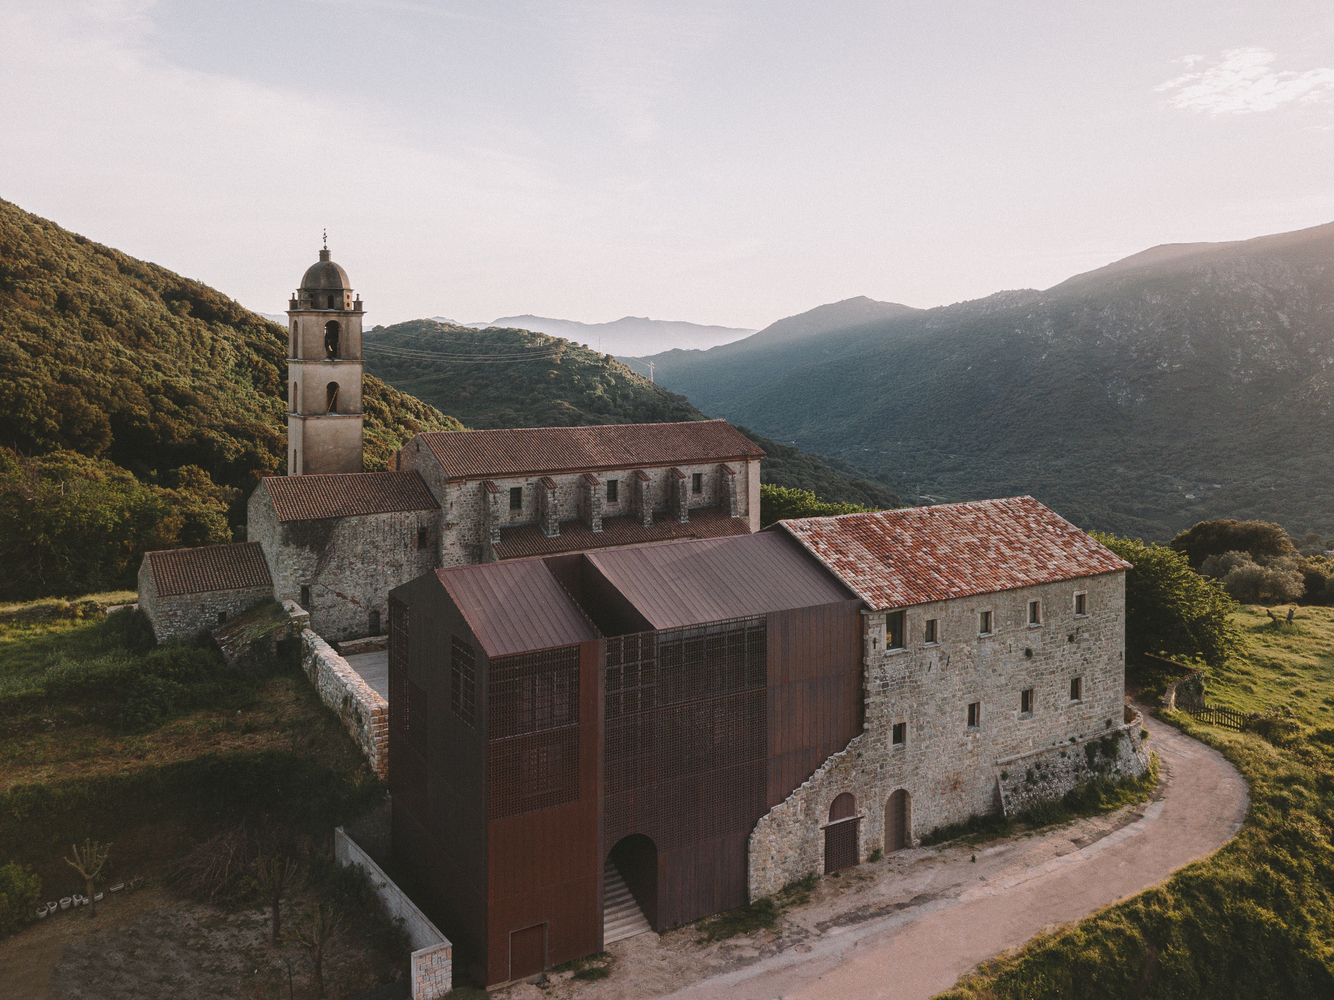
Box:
left=1179, top=703, right=1247, bottom=731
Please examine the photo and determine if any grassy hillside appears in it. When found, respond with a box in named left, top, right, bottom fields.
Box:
left=942, top=605, right=1334, bottom=999
left=0, top=199, right=459, bottom=598
left=637, top=224, right=1334, bottom=540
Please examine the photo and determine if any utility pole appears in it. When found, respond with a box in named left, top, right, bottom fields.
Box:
left=649, top=361, right=655, bottom=383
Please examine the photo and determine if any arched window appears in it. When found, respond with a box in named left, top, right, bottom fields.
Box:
left=291, top=381, right=297, bottom=413
left=326, top=382, right=339, bottom=413
left=327, top=294, right=335, bottom=309
left=324, top=321, right=340, bottom=359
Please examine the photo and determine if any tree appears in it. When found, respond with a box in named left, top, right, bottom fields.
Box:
left=64, top=839, right=111, bottom=918
left=1094, top=533, right=1243, bottom=669
left=760, top=484, right=875, bottom=529
left=1170, top=519, right=1296, bottom=570
left=246, top=855, right=302, bottom=944
left=1199, top=550, right=1306, bottom=605
left=288, top=902, right=347, bottom=997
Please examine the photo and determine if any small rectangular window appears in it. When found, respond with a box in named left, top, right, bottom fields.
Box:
left=886, top=610, right=905, bottom=650
left=892, top=722, right=906, bottom=746
left=300, top=585, right=311, bottom=610
left=691, top=472, right=703, bottom=494
left=217, top=611, right=227, bottom=625
left=451, top=636, right=476, bottom=726
left=509, top=486, right=523, bottom=511
left=416, top=527, right=428, bottom=549
left=1020, top=688, right=1034, bottom=715
left=1074, top=592, right=1087, bottom=616
left=924, top=618, right=938, bottom=644
left=1028, top=600, right=1041, bottom=625
left=979, top=610, right=993, bottom=635
left=967, top=702, right=980, bottom=728
left=606, top=479, right=619, bottom=503
left=1070, top=676, right=1083, bottom=701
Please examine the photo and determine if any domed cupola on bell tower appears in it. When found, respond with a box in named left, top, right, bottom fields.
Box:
left=285, top=236, right=365, bottom=475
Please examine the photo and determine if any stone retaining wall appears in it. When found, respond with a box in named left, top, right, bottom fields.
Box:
left=335, top=827, right=452, bottom=999
left=302, top=628, right=387, bottom=780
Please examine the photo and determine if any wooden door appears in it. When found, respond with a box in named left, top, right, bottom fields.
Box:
left=510, top=923, right=546, bottom=981
left=885, top=789, right=908, bottom=852
left=824, top=793, right=859, bottom=873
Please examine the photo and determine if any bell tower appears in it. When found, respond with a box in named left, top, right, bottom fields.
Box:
left=286, top=237, right=364, bottom=475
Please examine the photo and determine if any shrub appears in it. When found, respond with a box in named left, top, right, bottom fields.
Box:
left=119, top=675, right=188, bottom=732
left=759, top=485, right=875, bottom=528
left=0, top=862, right=41, bottom=936
left=1170, top=519, right=1297, bottom=570
left=102, top=606, right=157, bottom=653
left=1199, top=551, right=1306, bottom=605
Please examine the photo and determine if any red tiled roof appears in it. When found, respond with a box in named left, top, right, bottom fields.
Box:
left=145, top=542, right=272, bottom=597
left=776, top=496, right=1130, bottom=610
left=494, top=505, right=750, bottom=560
left=585, top=532, right=853, bottom=630
left=436, top=560, right=600, bottom=658
left=261, top=471, right=439, bottom=522
left=419, top=420, right=764, bottom=481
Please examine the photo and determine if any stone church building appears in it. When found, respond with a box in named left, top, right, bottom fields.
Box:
left=139, top=247, right=765, bottom=643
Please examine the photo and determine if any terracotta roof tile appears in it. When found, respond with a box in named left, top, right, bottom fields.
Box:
left=261, top=471, right=439, bottom=522
left=495, top=505, right=749, bottom=560
left=777, top=496, right=1129, bottom=610
left=419, top=420, right=764, bottom=481
left=145, top=542, right=272, bottom=597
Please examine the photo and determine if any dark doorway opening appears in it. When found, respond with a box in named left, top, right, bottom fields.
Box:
left=607, top=834, right=658, bottom=932
left=369, top=610, right=380, bottom=636
left=324, top=320, right=340, bottom=359
left=509, top=922, right=546, bottom=981
left=824, top=792, right=859, bottom=873
left=885, top=789, right=910, bottom=852
left=326, top=381, right=339, bottom=413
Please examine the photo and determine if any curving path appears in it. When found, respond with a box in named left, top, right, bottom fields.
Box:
left=663, top=713, right=1248, bottom=1000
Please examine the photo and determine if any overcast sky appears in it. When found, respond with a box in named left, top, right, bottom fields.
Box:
left=3, top=1, right=1333, bottom=330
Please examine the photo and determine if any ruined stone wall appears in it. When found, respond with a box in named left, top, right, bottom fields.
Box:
left=137, top=556, right=274, bottom=644
left=749, top=571, right=1140, bottom=899
left=303, top=628, right=387, bottom=779
left=997, top=707, right=1150, bottom=814
left=259, top=504, right=438, bottom=642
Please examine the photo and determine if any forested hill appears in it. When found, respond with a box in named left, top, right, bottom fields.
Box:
left=634, top=222, right=1334, bottom=540
left=363, top=319, right=900, bottom=509
left=0, top=198, right=458, bottom=599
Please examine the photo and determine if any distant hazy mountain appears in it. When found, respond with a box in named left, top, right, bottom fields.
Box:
left=633, top=223, right=1334, bottom=539
left=432, top=314, right=753, bottom=357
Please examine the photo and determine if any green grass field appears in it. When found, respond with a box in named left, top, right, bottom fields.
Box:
left=939, top=605, right=1334, bottom=999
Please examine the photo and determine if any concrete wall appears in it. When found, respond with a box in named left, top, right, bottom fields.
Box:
left=250, top=484, right=437, bottom=641
left=302, top=628, right=388, bottom=779
left=399, top=440, right=759, bottom=567
left=748, top=571, right=1140, bottom=899
left=335, top=827, right=453, bottom=1000
left=136, top=559, right=274, bottom=644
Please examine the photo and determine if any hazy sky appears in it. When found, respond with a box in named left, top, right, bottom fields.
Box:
left=3, top=1, right=1333, bottom=329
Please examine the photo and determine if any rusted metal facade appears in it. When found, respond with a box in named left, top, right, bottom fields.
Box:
left=388, top=531, right=863, bottom=987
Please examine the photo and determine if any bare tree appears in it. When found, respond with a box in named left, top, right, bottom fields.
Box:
left=246, top=855, right=302, bottom=943
left=288, top=903, right=347, bottom=997
left=64, top=840, right=111, bottom=918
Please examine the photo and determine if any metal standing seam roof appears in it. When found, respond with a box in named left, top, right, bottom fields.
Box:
left=436, top=560, right=600, bottom=658
left=776, top=496, right=1131, bottom=610
left=584, top=531, right=855, bottom=631
left=145, top=542, right=273, bottom=597
left=262, top=471, right=440, bottom=522
left=418, top=420, right=765, bottom=481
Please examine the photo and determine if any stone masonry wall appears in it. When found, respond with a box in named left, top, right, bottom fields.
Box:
left=251, top=484, right=438, bottom=641
left=398, top=438, right=758, bottom=567
left=302, top=628, right=387, bottom=780
left=336, top=827, right=452, bottom=999
left=749, top=571, right=1140, bottom=900
left=138, top=557, right=274, bottom=644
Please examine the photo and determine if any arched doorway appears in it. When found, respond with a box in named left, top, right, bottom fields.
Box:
left=824, top=792, right=859, bottom=873
left=324, top=320, right=340, bottom=358
left=885, top=789, right=911, bottom=852
left=605, top=834, right=657, bottom=941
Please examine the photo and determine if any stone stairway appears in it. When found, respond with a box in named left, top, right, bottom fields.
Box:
left=603, top=862, right=652, bottom=944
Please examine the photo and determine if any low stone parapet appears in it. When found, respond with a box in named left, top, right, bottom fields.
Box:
left=302, top=628, right=387, bottom=780
left=994, top=712, right=1151, bottom=815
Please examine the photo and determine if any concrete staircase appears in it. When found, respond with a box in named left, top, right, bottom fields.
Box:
left=603, top=862, right=652, bottom=944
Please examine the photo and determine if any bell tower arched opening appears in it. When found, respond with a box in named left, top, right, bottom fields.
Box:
left=326, top=382, right=339, bottom=413
left=324, top=320, right=340, bottom=359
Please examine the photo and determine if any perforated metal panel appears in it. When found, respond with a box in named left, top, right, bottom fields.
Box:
left=451, top=636, right=476, bottom=726
left=388, top=597, right=427, bottom=817
left=603, top=617, right=768, bottom=854
left=488, top=645, right=581, bottom=820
